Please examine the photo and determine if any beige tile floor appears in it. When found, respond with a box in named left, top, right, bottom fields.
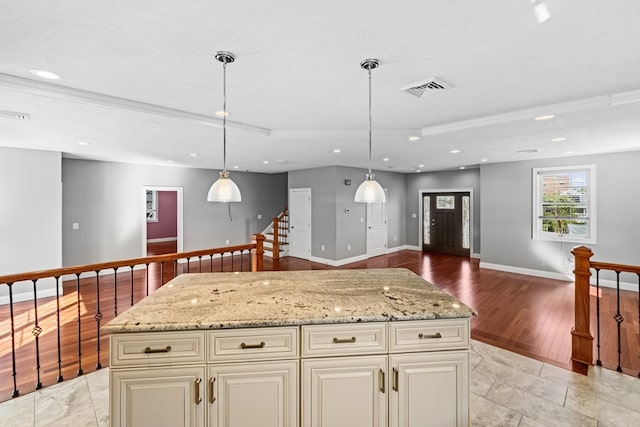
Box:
left=1, top=340, right=638, bottom=426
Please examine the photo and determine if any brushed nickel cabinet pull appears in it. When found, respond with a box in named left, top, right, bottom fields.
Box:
left=418, top=332, right=442, bottom=339
left=240, top=341, right=266, bottom=349
left=332, top=336, right=357, bottom=344
left=209, top=377, right=216, bottom=404
left=144, top=345, right=172, bottom=354
left=379, top=369, right=385, bottom=393
left=195, top=378, right=202, bottom=404
left=392, top=367, right=399, bottom=391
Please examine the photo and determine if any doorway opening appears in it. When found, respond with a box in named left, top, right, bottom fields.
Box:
left=141, top=186, right=184, bottom=256
left=420, top=190, right=472, bottom=256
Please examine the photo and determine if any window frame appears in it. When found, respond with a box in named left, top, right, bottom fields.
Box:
left=532, top=164, right=596, bottom=244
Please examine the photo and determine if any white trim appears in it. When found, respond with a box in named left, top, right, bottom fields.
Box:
left=386, top=245, right=421, bottom=253
left=0, top=283, right=63, bottom=305
left=479, top=262, right=637, bottom=292
left=0, top=73, right=270, bottom=135
left=418, top=187, right=474, bottom=255
left=419, top=93, right=633, bottom=136
left=147, top=237, right=178, bottom=243
left=309, top=253, right=369, bottom=267
left=532, top=164, right=596, bottom=244
left=142, top=186, right=184, bottom=257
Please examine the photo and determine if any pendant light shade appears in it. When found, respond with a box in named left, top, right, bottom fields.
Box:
left=355, top=58, right=385, bottom=204
left=207, top=51, right=241, bottom=203
left=207, top=170, right=242, bottom=202
left=354, top=173, right=386, bottom=203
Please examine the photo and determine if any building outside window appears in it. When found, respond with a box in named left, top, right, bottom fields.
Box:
left=532, top=164, right=596, bottom=243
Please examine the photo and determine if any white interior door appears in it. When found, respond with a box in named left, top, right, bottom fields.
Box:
left=289, top=188, right=311, bottom=259
left=366, top=197, right=387, bottom=257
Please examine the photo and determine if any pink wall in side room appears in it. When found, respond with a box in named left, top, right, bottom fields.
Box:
left=147, top=191, right=177, bottom=240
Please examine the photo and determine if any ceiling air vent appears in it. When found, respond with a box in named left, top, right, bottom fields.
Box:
left=401, top=77, right=451, bottom=98
left=0, top=110, right=30, bottom=120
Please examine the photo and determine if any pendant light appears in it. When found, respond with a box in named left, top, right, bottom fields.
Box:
left=207, top=51, right=241, bottom=202
left=354, top=58, right=386, bottom=203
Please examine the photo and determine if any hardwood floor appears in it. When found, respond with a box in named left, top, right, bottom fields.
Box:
left=1, top=249, right=638, bottom=402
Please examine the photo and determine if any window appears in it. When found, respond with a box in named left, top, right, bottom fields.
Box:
left=532, top=165, right=596, bottom=243
left=146, top=190, right=158, bottom=222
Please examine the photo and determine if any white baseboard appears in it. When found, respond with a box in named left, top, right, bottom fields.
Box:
left=147, top=237, right=178, bottom=243
left=387, top=245, right=421, bottom=253
left=0, top=283, right=63, bottom=305
left=309, top=253, right=370, bottom=267
left=479, top=262, right=638, bottom=292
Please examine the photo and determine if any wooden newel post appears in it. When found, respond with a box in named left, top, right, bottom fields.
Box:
left=251, top=233, right=265, bottom=272
left=272, top=216, right=280, bottom=260
left=571, top=245, right=594, bottom=366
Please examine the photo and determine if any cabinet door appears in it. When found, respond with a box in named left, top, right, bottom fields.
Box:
left=111, top=365, right=206, bottom=427
left=389, top=352, right=469, bottom=427
left=302, top=356, right=387, bottom=427
left=209, top=360, right=298, bottom=427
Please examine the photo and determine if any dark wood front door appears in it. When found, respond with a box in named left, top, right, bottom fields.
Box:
left=422, top=192, right=470, bottom=256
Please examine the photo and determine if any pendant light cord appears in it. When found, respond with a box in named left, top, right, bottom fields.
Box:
left=367, top=67, right=372, bottom=176
left=222, top=61, right=227, bottom=172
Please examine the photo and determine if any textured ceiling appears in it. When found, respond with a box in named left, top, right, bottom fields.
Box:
left=1, top=0, right=639, bottom=174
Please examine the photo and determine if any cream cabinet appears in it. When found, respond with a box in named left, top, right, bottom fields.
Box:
left=302, top=356, right=387, bottom=427
left=111, top=365, right=206, bottom=427
left=208, top=361, right=297, bottom=427
left=109, top=320, right=469, bottom=427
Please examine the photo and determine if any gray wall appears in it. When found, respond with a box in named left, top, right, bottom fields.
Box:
left=288, top=166, right=338, bottom=259
left=480, top=151, right=640, bottom=277
left=1, top=147, right=62, bottom=301
left=288, top=166, right=407, bottom=261
left=62, top=159, right=287, bottom=266
left=405, top=169, right=481, bottom=254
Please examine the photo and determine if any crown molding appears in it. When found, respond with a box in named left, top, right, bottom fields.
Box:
left=421, top=89, right=640, bottom=137
left=270, top=129, right=422, bottom=139
left=0, top=73, right=271, bottom=135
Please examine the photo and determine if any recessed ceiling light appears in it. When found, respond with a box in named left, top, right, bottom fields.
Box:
left=382, top=157, right=390, bottom=162
left=233, top=165, right=239, bottom=169
left=190, top=153, right=199, bottom=157
left=408, top=136, right=420, bottom=141
left=215, top=111, right=229, bottom=117
left=78, top=141, right=90, bottom=146
left=551, top=137, right=567, bottom=142
left=534, top=114, right=555, bottom=121
left=333, top=149, right=341, bottom=153
left=29, top=69, right=60, bottom=80
left=416, top=170, right=422, bottom=173
left=480, top=158, right=488, bottom=162
left=450, top=149, right=461, bottom=154
left=459, top=166, right=466, bottom=170
left=418, top=164, right=424, bottom=168
left=167, top=160, right=174, bottom=163
left=262, top=160, right=269, bottom=164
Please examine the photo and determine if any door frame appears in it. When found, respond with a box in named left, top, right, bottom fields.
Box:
left=366, top=188, right=388, bottom=257
left=288, top=187, right=312, bottom=260
left=418, top=187, right=474, bottom=256
left=141, top=186, right=184, bottom=256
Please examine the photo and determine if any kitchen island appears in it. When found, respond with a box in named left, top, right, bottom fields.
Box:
left=104, top=268, right=475, bottom=427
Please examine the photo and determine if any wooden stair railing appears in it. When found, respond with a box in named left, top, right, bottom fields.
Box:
left=0, top=234, right=264, bottom=401
left=572, top=246, right=640, bottom=376
left=267, top=208, right=288, bottom=260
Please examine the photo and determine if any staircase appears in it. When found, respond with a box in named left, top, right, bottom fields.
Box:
left=263, top=208, right=289, bottom=259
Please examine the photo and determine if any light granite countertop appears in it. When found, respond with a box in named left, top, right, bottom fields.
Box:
left=103, top=268, right=476, bottom=333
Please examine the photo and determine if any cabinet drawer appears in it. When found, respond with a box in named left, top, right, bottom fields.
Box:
left=110, top=331, right=206, bottom=367
left=389, top=319, right=469, bottom=353
left=302, top=323, right=387, bottom=357
left=208, top=327, right=298, bottom=362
